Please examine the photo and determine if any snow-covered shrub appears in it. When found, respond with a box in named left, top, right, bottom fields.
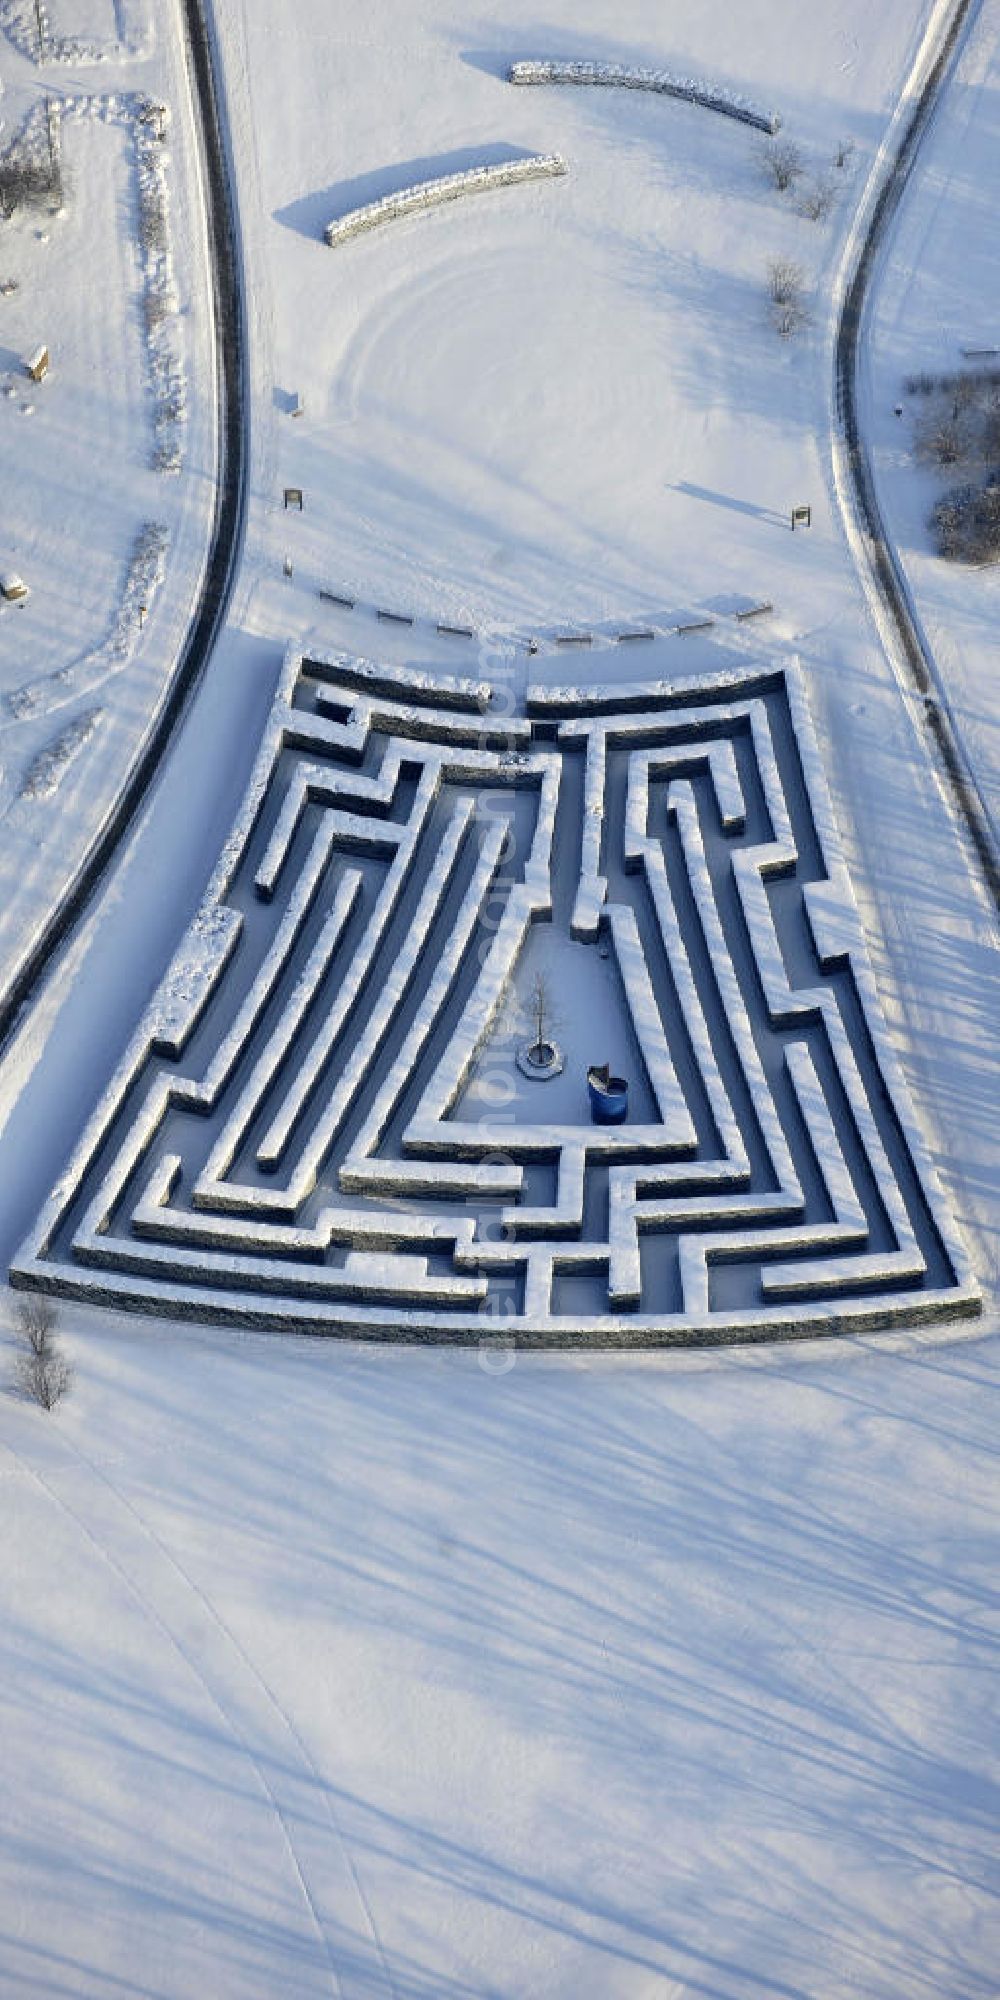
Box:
left=0, top=0, right=152, bottom=61
left=130, top=99, right=184, bottom=471
left=915, top=412, right=973, bottom=467
left=0, top=0, right=105, bottom=63
left=0, top=153, right=63, bottom=216
left=325, top=155, right=567, bottom=246
left=109, top=522, right=169, bottom=656
left=772, top=300, right=809, bottom=338
left=10, top=1295, right=72, bottom=1410
left=2, top=521, right=169, bottom=726
left=982, top=407, right=1000, bottom=460
left=508, top=60, right=780, bottom=134
left=18, top=709, right=102, bottom=801
left=138, top=184, right=168, bottom=253
left=759, top=137, right=803, bottom=190
left=0, top=105, right=65, bottom=218
left=767, top=257, right=803, bottom=305
left=797, top=174, right=834, bottom=221
left=930, top=481, right=1000, bottom=564
left=767, top=260, right=809, bottom=337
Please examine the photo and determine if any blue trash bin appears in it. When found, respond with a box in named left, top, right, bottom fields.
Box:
left=587, top=1063, right=628, bottom=1124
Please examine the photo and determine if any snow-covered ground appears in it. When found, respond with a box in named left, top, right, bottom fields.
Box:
left=0, top=0, right=998, bottom=1991
left=1, top=1306, right=997, bottom=1999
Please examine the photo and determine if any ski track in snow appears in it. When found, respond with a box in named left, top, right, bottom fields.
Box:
left=0, top=1422, right=395, bottom=1999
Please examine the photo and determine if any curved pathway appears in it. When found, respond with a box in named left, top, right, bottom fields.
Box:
left=833, top=0, right=1000, bottom=914
left=0, top=0, right=249, bottom=1054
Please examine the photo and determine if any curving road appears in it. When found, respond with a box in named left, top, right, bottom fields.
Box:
left=0, top=0, right=249, bottom=1056
left=834, top=0, right=1000, bottom=914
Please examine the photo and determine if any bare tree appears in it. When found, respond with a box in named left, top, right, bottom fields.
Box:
left=930, top=480, right=1000, bottom=564
left=11, top=1294, right=73, bottom=1410
left=525, top=970, right=556, bottom=1061
left=833, top=137, right=855, bottom=170
left=16, top=1346, right=73, bottom=1411
left=767, top=257, right=804, bottom=305
left=930, top=487, right=966, bottom=561
left=0, top=150, right=64, bottom=221
left=759, top=137, right=803, bottom=191
left=772, top=298, right=809, bottom=338
left=797, top=175, right=834, bottom=222
left=970, top=481, right=1000, bottom=562
left=15, top=1295, right=58, bottom=1356
left=981, top=406, right=1000, bottom=461
left=915, top=412, right=972, bottom=467
left=948, top=373, right=980, bottom=420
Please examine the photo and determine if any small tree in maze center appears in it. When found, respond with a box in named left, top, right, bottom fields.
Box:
left=528, top=970, right=554, bottom=1064
left=516, top=968, right=565, bottom=1079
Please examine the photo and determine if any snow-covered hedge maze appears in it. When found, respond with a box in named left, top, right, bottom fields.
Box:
left=508, top=60, right=780, bottom=135
left=11, top=651, right=978, bottom=1345
left=325, top=154, right=567, bottom=247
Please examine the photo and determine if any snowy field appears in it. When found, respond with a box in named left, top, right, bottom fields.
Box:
left=241, top=0, right=931, bottom=634
left=1, top=1307, right=997, bottom=2000
left=0, top=0, right=998, bottom=1992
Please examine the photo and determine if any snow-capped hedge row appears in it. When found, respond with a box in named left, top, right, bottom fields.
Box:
left=191, top=730, right=544, bottom=1215
left=305, top=648, right=493, bottom=712
left=325, top=154, right=568, bottom=247
left=508, top=60, right=780, bottom=135
left=17, top=709, right=103, bottom=803
left=3, top=520, right=169, bottom=727
left=13, top=1257, right=977, bottom=1345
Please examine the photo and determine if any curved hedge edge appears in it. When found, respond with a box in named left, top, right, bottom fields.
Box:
left=509, top=60, right=779, bottom=135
